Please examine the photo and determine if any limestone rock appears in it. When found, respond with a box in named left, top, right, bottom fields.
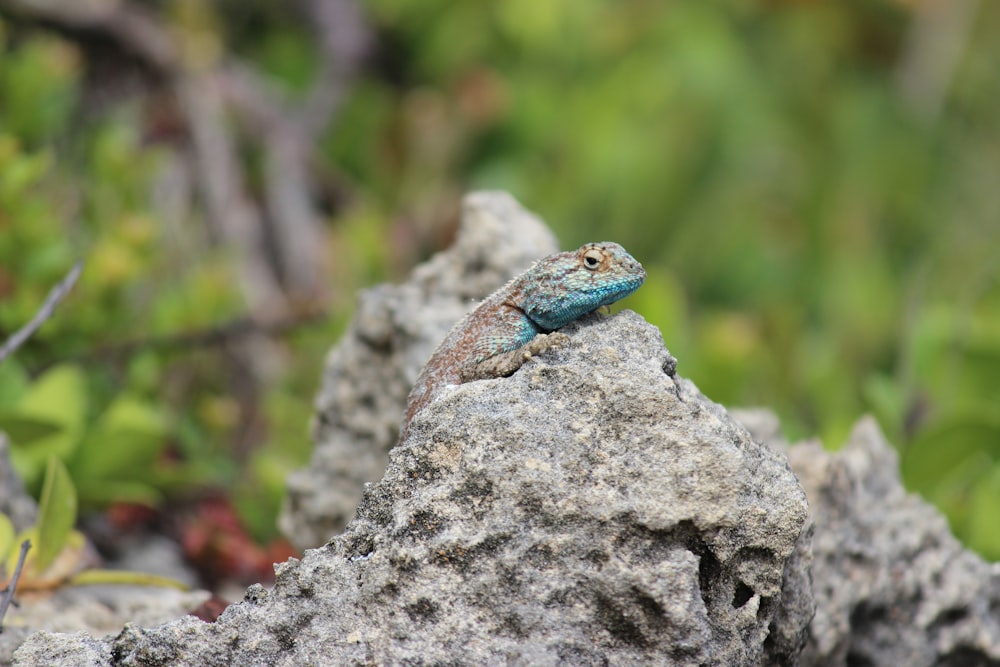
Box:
left=737, top=409, right=1000, bottom=667
left=791, top=418, right=1000, bottom=667
left=16, top=312, right=812, bottom=666
left=279, top=191, right=559, bottom=549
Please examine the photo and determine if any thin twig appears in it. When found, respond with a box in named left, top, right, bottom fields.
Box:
left=894, top=0, right=980, bottom=122
left=0, top=261, right=83, bottom=365
left=0, top=539, right=31, bottom=633
left=76, top=310, right=328, bottom=361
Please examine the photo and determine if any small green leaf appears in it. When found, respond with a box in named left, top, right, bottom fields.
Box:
left=0, top=412, right=64, bottom=443
left=35, top=456, right=77, bottom=571
left=862, top=374, right=906, bottom=444
left=8, top=364, right=88, bottom=486
left=966, top=465, right=1000, bottom=561
left=69, top=569, right=190, bottom=591
left=0, top=513, right=15, bottom=575
left=68, top=395, right=168, bottom=483
left=0, top=359, right=29, bottom=409
left=902, top=412, right=1000, bottom=494
left=73, top=479, right=163, bottom=508
left=15, top=364, right=88, bottom=430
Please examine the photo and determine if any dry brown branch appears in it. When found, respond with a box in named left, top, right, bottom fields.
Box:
left=0, top=261, right=83, bottom=365
left=0, top=0, right=179, bottom=71
left=174, top=73, right=289, bottom=318
left=81, top=310, right=328, bottom=360
left=0, top=540, right=31, bottom=632
left=895, top=0, right=981, bottom=122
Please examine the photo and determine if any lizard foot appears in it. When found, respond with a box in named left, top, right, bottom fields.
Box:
left=521, top=332, right=570, bottom=361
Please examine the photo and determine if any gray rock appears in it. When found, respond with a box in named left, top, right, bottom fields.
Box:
left=0, top=627, right=32, bottom=667
left=279, top=191, right=559, bottom=550
left=736, top=408, right=1000, bottom=667
left=15, top=312, right=812, bottom=666
left=2, top=572, right=209, bottom=666
left=6, top=631, right=109, bottom=667
left=787, top=417, right=1000, bottom=667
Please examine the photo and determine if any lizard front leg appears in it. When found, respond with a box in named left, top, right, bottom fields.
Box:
left=459, top=331, right=570, bottom=382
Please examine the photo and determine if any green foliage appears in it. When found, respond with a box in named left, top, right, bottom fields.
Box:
left=1, top=455, right=84, bottom=588
left=0, top=25, right=259, bottom=528
left=0, top=514, right=13, bottom=563
left=899, top=300, right=1000, bottom=559
left=0, top=457, right=189, bottom=592
left=3, top=2, right=1000, bottom=564
left=1, top=363, right=172, bottom=507
left=0, top=32, right=79, bottom=144
left=35, top=456, right=76, bottom=571
left=69, top=395, right=170, bottom=506
left=3, top=364, right=88, bottom=487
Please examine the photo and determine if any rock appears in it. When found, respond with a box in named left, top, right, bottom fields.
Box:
left=3, top=585, right=209, bottom=639
left=15, top=312, right=813, bottom=666
left=8, top=632, right=110, bottom=667
left=736, top=409, right=1000, bottom=667
left=788, top=417, right=1000, bottom=667
left=0, top=627, right=32, bottom=667
left=279, top=191, right=559, bottom=550
left=1, top=532, right=207, bottom=665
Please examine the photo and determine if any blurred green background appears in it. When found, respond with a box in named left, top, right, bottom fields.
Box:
left=1, top=0, right=998, bottom=567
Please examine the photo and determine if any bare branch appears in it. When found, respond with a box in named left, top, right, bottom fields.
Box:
left=0, top=261, right=83, bottom=365
left=82, top=310, right=328, bottom=360
left=0, top=540, right=31, bottom=632
left=300, top=0, right=372, bottom=136
left=895, top=0, right=981, bottom=122
left=174, top=74, right=289, bottom=318
left=0, top=0, right=179, bottom=72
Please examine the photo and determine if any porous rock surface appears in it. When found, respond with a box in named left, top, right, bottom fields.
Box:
left=14, top=312, right=813, bottom=666
left=737, top=409, right=1000, bottom=667
left=279, top=191, right=558, bottom=550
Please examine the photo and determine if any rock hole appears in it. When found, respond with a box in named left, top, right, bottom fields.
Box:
left=594, top=592, right=648, bottom=648
left=935, top=607, right=969, bottom=625
left=845, top=650, right=876, bottom=667
left=696, top=549, right=721, bottom=610
left=732, top=581, right=754, bottom=609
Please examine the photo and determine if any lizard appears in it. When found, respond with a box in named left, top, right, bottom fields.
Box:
left=401, top=241, right=646, bottom=435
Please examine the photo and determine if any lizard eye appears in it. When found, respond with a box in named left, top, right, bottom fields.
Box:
left=582, top=248, right=603, bottom=270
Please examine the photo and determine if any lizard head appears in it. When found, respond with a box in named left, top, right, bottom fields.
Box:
left=521, top=242, right=646, bottom=331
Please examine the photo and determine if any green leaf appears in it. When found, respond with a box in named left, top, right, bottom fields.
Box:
left=34, top=456, right=77, bottom=572
left=68, top=394, right=168, bottom=484
left=73, top=479, right=163, bottom=508
left=0, top=412, right=64, bottom=443
left=0, top=513, right=14, bottom=575
left=862, top=374, right=906, bottom=444
left=8, top=364, right=88, bottom=486
left=966, top=465, right=1000, bottom=561
left=0, top=359, right=29, bottom=409
left=901, top=412, right=1000, bottom=495
left=69, top=568, right=190, bottom=591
